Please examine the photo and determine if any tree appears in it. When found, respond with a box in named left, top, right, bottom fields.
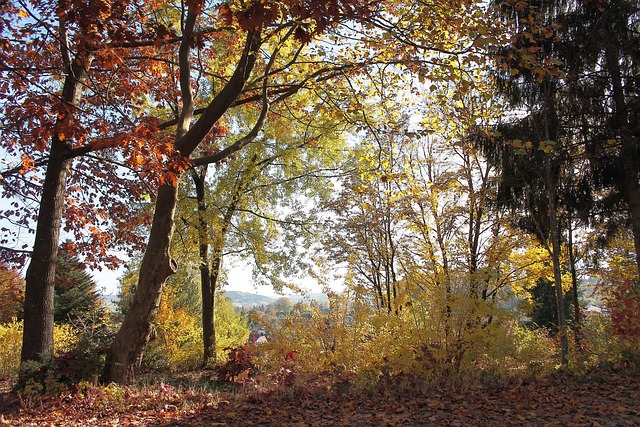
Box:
left=54, top=251, right=104, bottom=323
left=275, top=297, right=294, bottom=316
left=526, top=277, right=575, bottom=333
left=484, top=0, right=640, bottom=362
left=482, top=0, right=583, bottom=363
left=0, top=0, right=506, bottom=382
left=172, top=86, right=347, bottom=364
left=1, top=0, right=169, bottom=366
left=564, top=0, right=640, bottom=276
left=104, top=0, right=380, bottom=384
left=0, top=265, right=24, bottom=324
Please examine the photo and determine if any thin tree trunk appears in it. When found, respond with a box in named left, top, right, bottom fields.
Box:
left=192, top=167, right=216, bottom=365
left=545, top=158, right=569, bottom=365
left=567, top=212, right=582, bottom=353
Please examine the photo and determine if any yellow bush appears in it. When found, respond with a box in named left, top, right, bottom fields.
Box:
left=0, top=320, right=23, bottom=379
left=143, top=288, right=249, bottom=371
left=144, top=289, right=203, bottom=371
left=256, top=289, right=561, bottom=391
left=54, top=323, right=79, bottom=354
left=0, top=320, right=79, bottom=380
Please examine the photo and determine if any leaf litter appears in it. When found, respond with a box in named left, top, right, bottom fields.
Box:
left=1, top=370, right=638, bottom=426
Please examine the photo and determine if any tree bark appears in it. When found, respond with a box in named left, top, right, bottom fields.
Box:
left=605, top=46, right=640, bottom=278
left=103, top=183, right=178, bottom=383
left=545, top=158, right=569, bottom=365
left=567, top=212, right=582, bottom=353
left=21, top=40, right=92, bottom=365
left=192, top=167, right=216, bottom=365
left=21, top=142, right=71, bottom=364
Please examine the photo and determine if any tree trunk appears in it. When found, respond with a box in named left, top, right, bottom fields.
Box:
left=21, top=143, right=71, bottom=364
left=545, top=158, right=569, bottom=365
left=21, top=43, right=92, bottom=366
left=192, top=168, right=216, bottom=365
left=567, top=212, right=582, bottom=353
left=103, top=183, right=178, bottom=384
left=621, top=154, right=640, bottom=278
left=605, top=46, right=640, bottom=278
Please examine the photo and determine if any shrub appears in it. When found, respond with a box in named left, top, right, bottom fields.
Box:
left=253, top=290, right=562, bottom=392
left=0, top=321, right=80, bottom=381
left=143, top=289, right=203, bottom=371
left=0, top=320, right=23, bottom=380
left=575, top=311, right=622, bottom=369
left=593, top=279, right=640, bottom=367
left=54, top=311, right=116, bottom=383
left=142, top=291, right=249, bottom=372
left=214, top=344, right=257, bottom=384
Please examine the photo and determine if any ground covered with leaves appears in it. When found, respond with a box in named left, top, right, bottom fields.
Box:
left=1, top=370, right=639, bottom=426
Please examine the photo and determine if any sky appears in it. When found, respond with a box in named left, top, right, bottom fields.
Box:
left=92, top=262, right=325, bottom=298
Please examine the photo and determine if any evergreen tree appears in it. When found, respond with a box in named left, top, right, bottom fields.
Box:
left=526, top=277, right=575, bottom=333
left=54, top=251, right=103, bottom=323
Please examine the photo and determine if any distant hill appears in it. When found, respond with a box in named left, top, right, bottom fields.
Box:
left=222, top=291, right=329, bottom=308
left=223, top=291, right=276, bottom=307
left=101, top=290, right=329, bottom=311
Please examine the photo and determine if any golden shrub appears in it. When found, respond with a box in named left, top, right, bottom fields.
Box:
left=0, top=321, right=79, bottom=380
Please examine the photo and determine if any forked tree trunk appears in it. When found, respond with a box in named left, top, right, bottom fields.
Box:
left=102, top=27, right=261, bottom=384
left=103, top=184, right=178, bottom=383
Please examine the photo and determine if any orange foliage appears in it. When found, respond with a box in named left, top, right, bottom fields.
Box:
left=606, top=280, right=640, bottom=341
left=0, top=264, right=24, bottom=323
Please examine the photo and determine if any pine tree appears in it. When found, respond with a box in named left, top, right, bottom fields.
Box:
left=54, top=251, right=103, bottom=323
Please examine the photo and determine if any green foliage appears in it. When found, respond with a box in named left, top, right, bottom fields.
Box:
left=215, top=295, right=250, bottom=359
left=54, top=251, right=104, bottom=324
left=571, top=312, right=620, bottom=370
left=509, top=326, right=557, bottom=378
left=526, top=277, right=575, bottom=333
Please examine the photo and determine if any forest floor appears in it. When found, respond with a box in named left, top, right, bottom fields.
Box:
left=1, top=369, right=639, bottom=426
